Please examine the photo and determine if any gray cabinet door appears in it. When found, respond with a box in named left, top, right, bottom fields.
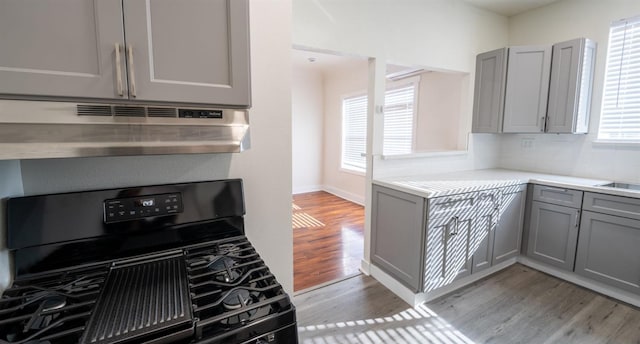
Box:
left=527, top=201, right=580, bottom=271
left=492, top=185, right=526, bottom=265
left=471, top=214, right=495, bottom=274
left=546, top=38, right=596, bottom=134
left=503, top=45, right=552, bottom=133
left=371, top=186, right=425, bottom=292
left=0, top=0, right=126, bottom=99
left=471, top=191, right=499, bottom=273
left=575, top=211, right=640, bottom=294
left=122, top=0, right=251, bottom=106
left=472, top=48, right=508, bottom=133
left=425, top=193, right=475, bottom=292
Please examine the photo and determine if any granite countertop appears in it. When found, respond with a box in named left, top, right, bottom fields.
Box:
left=373, top=169, right=637, bottom=199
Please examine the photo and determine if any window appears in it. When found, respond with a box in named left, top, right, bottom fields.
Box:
left=341, top=82, right=419, bottom=172
left=598, top=16, right=640, bottom=141
left=341, top=94, right=367, bottom=172
left=383, top=82, right=417, bottom=155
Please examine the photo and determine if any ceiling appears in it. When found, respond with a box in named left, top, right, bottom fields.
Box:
left=291, top=48, right=367, bottom=73
left=463, top=0, right=562, bottom=16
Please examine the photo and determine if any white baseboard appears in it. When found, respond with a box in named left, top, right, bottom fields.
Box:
left=371, top=258, right=518, bottom=308
left=370, top=264, right=422, bottom=307
left=417, top=258, right=517, bottom=304
left=360, top=259, right=371, bottom=275
left=518, top=256, right=640, bottom=308
left=292, top=185, right=323, bottom=195
left=322, top=185, right=365, bottom=205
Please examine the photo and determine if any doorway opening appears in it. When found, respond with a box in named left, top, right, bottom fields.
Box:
left=291, top=47, right=369, bottom=292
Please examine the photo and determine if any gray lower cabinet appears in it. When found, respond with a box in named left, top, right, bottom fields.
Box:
left=425, top=193, right=475, bottom=291
left=492, top=185, right=527, bottom=265
left=372, top=183, right=526, bottom=294
left=371, top=185, right=425, bottom=292
left=470, top=191, right=499, bottom=274
left=527, top=201, right=580, bottom=271
left=0, top=0, right=251, bottom=106
left=575, top=212, right=640, bottom=295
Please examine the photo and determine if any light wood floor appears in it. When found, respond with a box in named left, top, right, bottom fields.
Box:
left=294, top=264, right=640, bottom=344
left=293, top=191, right=364, bottom=292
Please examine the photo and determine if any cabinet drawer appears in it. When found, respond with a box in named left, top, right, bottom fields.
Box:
left=583, top=192, right=640, bottom=221
left=428, top=193, right=476, bottom=224
left=532, top=185, right=583, bottom=208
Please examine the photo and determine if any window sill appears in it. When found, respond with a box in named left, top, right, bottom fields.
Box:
left=592, top=140, right=640, bottom=149
left=340, top=167, right=366, bottom=176
left=380, top=150, right=468, bottom=160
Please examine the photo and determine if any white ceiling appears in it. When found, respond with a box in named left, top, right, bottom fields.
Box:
left=463, top=0, right=562, bottom=16
left=292, top=49, right=367, bottom=73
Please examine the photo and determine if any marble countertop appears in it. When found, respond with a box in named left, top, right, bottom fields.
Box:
left=372, top=169, right=637, bottom=199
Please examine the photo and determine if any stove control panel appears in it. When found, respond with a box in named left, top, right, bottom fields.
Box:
left=104, top=193, right=183, bottom=223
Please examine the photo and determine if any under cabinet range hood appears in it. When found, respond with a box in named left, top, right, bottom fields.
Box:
left=0, top=100, right=250, bottom=160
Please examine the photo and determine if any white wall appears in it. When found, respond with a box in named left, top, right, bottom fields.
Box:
left=293, top=0, right=509, bottom=268
left=322, top=60, right=369, bottom=205
left=0, top=161, right=22, bottom=292
left=499, top=0, right=640, bottom=182
left=292, top=65, right=324, bottom=194
left=1, top=0, right=294, bottom=293
left=293, top=0, right=508, bottom=179
left=415, top=72, right=468, bottom=152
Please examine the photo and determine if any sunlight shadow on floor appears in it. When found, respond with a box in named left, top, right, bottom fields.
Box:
left=298, top=303, right=475, bottom=344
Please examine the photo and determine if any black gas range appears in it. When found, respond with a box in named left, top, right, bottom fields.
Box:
left=0, top=179, right=298, bottom=344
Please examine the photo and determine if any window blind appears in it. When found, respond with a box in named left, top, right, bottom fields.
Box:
left=342, top=94, right=367, bottom=171
left=599, top=16, right=640, bottom=141
left=383, top=83, right=416, bottom=155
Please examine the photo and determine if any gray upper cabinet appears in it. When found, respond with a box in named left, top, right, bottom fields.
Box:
left=473, top=39, right=596, bottom=134
left=503, top=45, right=552, bottom=133
left=0, top=0, right=126, bottom=99
left=371, top=185, right=425, bottom=292
left=472, top=48, right=508, bottom=133
left=492, top=185, right=526, bottom=265
left=0, top=0, right=250, bottom=107
left=546, top=38, right=596, bottom=133
left=122, top=0, right=250, bottom=106
left=575, top=211, right=640, bottom=294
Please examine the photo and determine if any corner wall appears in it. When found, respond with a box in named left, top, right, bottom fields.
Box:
left=499, top=0, right=640, bottom=182
left=292, top=65, right=324, bottom=194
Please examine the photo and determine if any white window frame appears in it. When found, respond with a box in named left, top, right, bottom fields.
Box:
left=383, top=76, right=420, bottom=156
left=341, top=93, right=368, bottom=173
left=340, top=77, right=421, bottom=173
left=598, top=15, right=640, bottom=143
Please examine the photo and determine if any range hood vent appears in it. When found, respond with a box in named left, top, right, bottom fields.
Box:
left=77, top=105, right=113, bottom=116
left=114, top=106, right=146, bottom=117
left=0, top=101, right=251, bottom=160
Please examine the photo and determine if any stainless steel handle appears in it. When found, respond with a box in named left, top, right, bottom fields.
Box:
left=127, top=44, right=137, bottom=98
left=450, top=216, right=459, bottom=236
left=575, top=210, right=580, bottom=227
left=540, top=116, right=546, bottom=132
left=115, top=43, right=124, bottom=97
